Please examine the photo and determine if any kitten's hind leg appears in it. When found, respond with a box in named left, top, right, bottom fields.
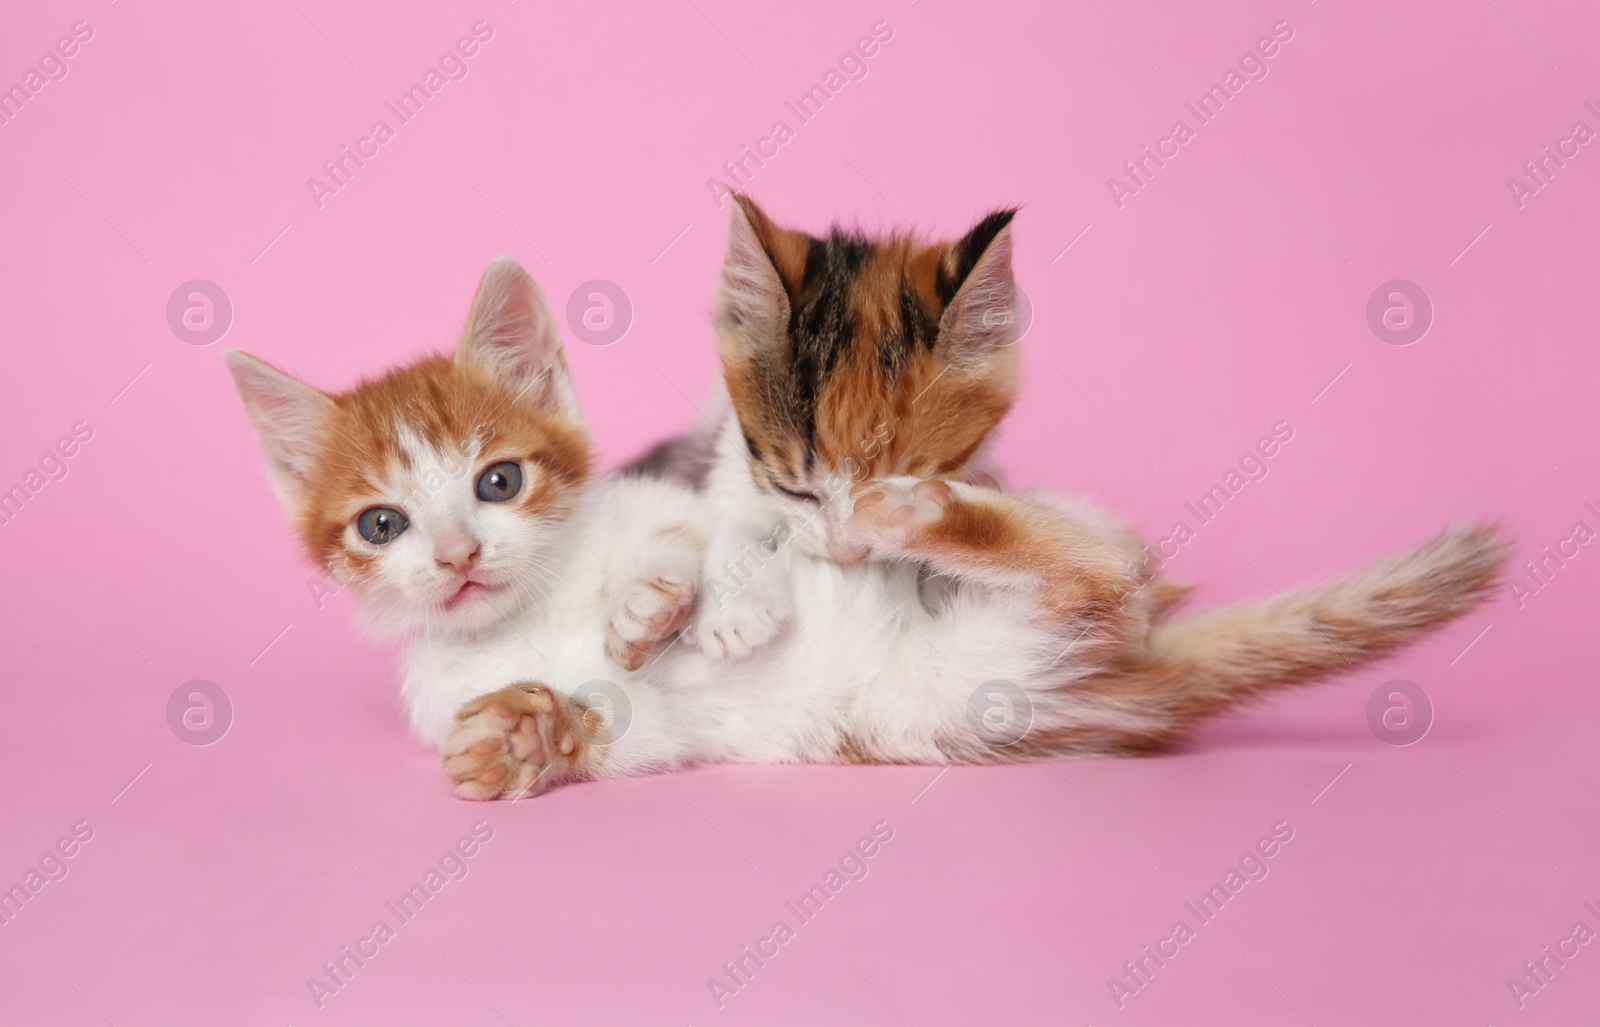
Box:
left=848, top=477, right=1143, bottom=633
left=442, top=683, right=604, bottom=800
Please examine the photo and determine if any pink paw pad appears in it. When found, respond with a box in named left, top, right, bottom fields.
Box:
left=443, top=685, right=576, bottom=801
left=608, top=573, right=695, bottom=670
left=848, top=478, right=956, bottom=553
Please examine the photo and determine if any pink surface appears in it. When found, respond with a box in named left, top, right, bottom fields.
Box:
left=1, top=0, right=1597, bottom=1023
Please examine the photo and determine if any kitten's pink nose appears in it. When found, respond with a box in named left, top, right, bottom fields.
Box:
left=434, top=540, right=480, bottom=575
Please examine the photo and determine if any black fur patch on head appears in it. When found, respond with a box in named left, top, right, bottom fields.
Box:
left=870, top=275, right=938, bottom=378
left=783, top=227, right=871, bottom=448
left=935, top=208, right=1017, bottom=306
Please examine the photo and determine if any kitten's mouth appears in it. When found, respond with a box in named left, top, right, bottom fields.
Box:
left=443, top=579, right=499, bottom=611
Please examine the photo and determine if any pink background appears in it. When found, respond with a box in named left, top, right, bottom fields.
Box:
left=1, top=0, right=1597, bottom=1023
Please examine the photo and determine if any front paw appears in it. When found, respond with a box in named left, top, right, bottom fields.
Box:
left=690, top=585, right=792, bottom=660
left=605, top=571, right=696, bottom=671
left=442, top=684, right=595, bottom=800
left=847, top=477, right=957, bottom=555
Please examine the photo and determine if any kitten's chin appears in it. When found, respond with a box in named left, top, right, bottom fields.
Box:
left=437, top=601, right=513, bottom=636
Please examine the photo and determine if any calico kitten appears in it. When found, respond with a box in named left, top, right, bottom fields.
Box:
left=679, top=196, right=1509, bottom=756
left=682, top=196, right=1155, bottom=659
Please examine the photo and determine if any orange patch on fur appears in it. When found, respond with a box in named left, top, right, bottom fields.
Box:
left=889, top=486, right=1145, bottom=640
left=734, top=196, right=811, bottom=297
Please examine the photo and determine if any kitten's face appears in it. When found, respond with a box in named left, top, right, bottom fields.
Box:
left=716, top=197, right=1021, bottom=561
left=227, top=259, right=590, bottom=637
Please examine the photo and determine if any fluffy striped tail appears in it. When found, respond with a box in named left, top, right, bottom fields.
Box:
left=1051, top=523, right=1508, bottom=755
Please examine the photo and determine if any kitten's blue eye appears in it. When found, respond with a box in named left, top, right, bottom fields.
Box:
left=357, top=507, right=409, bottom=545
left=476, top=462, right=522, bottom=502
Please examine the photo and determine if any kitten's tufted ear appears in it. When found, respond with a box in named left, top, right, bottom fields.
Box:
left=717, top=196, right=807, bottom=355
left=936, top=209, right=1019, bottom=358
left=455, top=258, right=581, bottom=420
left=224, top=350, right=336, bottom=512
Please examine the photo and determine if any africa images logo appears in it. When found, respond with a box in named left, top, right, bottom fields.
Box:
left=306, top=822, right=495, bottom=1009
left=305, top=21, right=496, bottom=210
left=705, top=821, right=895, bottom=1009
left=705, top=21, right=895, bottom=209
left=1107, top=820, right=1296, bottom=1007
left=1105, top=21, right=1296, bottom=209
left=0, top=21, right=95, bottom=128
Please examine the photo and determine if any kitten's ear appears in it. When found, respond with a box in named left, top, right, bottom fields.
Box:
left=937, top=209, right=1019, bottom=356
left=224, top=350, right=336, bottom=511
left=717, top=196, right=806, bottom=352
left=455, top=258, right=580, bottom=419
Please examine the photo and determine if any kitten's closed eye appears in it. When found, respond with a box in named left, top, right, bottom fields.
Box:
left=476, top=462, right=523, bottom=502
left=773, top=483, right=820, bottom=504
left=357, top=507, right=409, bottom=545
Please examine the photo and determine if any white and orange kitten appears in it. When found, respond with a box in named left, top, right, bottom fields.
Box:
left=229, top=255, right=1504, bottom=800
